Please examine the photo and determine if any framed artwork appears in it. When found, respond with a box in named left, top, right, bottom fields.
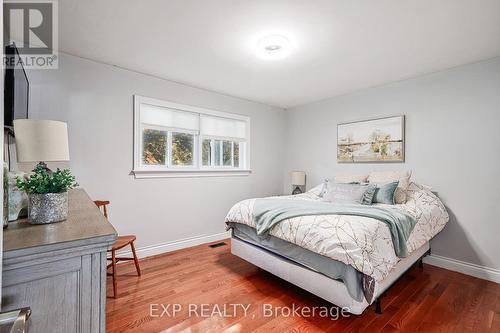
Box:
left=337, top=115, right=405, bottom=163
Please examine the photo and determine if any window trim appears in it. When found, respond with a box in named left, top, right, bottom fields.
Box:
left=133, top=95, right=251, bottom=178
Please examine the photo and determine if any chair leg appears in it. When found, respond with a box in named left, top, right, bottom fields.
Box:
left=111, top=249, right=118, bottom=298
left=130, top=241, right=141, bottom=276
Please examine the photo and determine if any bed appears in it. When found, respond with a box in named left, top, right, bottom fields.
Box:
left=225, top=182, right=448, bottom=315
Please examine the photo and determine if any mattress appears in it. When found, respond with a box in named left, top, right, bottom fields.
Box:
left=225, top=182, right=448, bottom=286
left=229, top=222, right=365, bottom=301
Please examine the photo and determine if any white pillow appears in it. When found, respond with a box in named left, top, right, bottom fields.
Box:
left=334, top=173, right=369, bottom=184
left=307, top=179, right=329, bottom=197
left=323, top=182, right=376, bottom=205
left=368, top=170, right=412, bottom=204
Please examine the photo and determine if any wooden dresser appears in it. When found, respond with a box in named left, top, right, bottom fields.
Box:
left=2, top=189, right=117, bottom=333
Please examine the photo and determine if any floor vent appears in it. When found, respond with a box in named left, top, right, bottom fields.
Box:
left=208, top=242, right=227, bottom=248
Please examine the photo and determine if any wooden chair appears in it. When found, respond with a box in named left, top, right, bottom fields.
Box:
left=94, top=200, right=141, bottom=298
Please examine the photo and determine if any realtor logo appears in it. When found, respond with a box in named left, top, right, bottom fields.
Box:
left=3, top=0, right=58, bottom=69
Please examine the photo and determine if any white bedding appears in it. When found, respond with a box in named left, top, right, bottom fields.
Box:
left=225, top=183, right=448, bottom=283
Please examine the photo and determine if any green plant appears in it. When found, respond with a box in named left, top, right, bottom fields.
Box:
left=16, top=164, right=78, bottom=194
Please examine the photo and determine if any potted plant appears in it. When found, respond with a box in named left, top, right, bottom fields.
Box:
left=16, top=164, right=78, bottom=224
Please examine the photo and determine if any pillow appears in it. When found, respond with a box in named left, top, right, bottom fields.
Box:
left=334, top=173, right=369, bottom=184
left=368, top=171, right=412, bottom=204
left=362, top=184, right=377, bottom=205
left=372, top=181, right=399, bottom=205
left=323, top=183, right=376, bottom=205
left=308, top=179, right=329, bottom=197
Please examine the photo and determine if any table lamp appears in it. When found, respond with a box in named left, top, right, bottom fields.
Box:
left=13, top=119, right=69, bottom=170
left=291, top=171, right=306, bottom=195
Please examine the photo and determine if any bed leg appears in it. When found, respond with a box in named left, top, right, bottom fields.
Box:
left=375, top=298, right=382, bottom=314
left=419, top=248, right=431, bottom=268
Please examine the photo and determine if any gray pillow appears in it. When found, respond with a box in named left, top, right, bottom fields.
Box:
left=362, top=183, right=377, bottom=205
left=372, top=181, right=399, bottom=205
left=323, top=183, right=376, bottom=205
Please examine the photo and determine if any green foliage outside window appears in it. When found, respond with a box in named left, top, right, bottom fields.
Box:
left=172, top=132, right=193, bottom=166
left=142, top=129, right=241, bottom=168
left=223, top=141, right=232, bottom=166
left=143, top=129, right=167, bottom=165
left=202, top=139, right=211, bottom=166
left=234, top=143, right=239, bottom=167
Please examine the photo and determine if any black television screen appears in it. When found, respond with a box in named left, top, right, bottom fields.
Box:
left=4, top=43, right=29, bottom=128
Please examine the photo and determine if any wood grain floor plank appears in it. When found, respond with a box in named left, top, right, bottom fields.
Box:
left=106, top=240, right=500, bottom=332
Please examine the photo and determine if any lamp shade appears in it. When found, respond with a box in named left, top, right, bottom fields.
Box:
left=290, top=171, right=306, bottom=186
left=14, top=119, right=70, bottom=162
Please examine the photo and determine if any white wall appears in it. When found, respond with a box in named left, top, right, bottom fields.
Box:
left=26, top=53, right=286, bottom=256
left=284, top=57, right=500, bottom=272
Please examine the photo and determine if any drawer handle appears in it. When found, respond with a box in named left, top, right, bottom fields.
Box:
left=0, top=307, right=31, bottom=333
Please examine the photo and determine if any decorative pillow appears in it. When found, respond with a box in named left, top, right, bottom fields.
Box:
left=362, top=183, right=377, bottom=205
left=372, top=181, right=399, bottom=205
left=368, top=171, right=412, bottom=204
left=323, top=183, right=376, bottom=205
left=334, top=173, right=369, bottom=184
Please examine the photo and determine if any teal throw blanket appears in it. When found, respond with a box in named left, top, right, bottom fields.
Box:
left=253, top=199, right=416, bottom=257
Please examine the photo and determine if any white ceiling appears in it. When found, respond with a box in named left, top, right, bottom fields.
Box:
left=59, top=0, right=500, bottom=108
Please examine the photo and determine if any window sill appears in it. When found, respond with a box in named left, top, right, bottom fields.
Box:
left=132, top=169, right=252, bottom=179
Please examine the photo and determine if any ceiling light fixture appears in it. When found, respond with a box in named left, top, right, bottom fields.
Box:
left=255, top=34, right=292, bottom=60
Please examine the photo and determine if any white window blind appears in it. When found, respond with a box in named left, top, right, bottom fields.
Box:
left=200, top=115, right=247, bottom=140
left=140, top=104, right=199, bottom=132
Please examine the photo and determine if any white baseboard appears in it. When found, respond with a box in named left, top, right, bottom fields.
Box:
left=424, top=254, right=500, bottom=284
left=118, top=236, right=499, bottom=285
left=118, top=231, right=231, bottom=259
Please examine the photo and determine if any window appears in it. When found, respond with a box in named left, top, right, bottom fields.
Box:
left=201, top=139, right=241, bottom=168
left=171, top=132, right=194, bottom=166
left=142, top=129, right=167, bottom=165
left=133, top=96, right=250, bottom=178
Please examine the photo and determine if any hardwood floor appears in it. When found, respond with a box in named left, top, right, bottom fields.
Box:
left=106, top=239, right=499, bottom=332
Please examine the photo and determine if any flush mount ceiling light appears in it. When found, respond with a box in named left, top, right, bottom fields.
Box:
left=255, top=34, right=292, bottom=60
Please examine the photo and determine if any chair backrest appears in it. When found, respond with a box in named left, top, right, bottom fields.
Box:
left=94, top=200, right=110, bottom=220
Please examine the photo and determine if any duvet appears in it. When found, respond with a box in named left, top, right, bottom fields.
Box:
left=225, top=183, right=448, bottom=289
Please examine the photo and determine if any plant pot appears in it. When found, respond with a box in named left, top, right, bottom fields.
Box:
left=28, top=192, right=68, bottom=224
